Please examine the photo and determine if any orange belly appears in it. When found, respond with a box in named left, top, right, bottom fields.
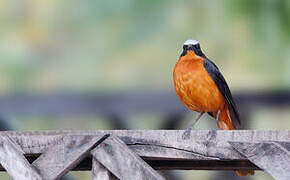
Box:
left=173, top=57, right=225, bottom=112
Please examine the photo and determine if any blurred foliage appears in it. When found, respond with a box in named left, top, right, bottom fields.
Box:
left=0, top=0, right=289, bottom=94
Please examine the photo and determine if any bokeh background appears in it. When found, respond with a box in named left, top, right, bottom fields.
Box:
left=0, top=0, right=290, bottom=179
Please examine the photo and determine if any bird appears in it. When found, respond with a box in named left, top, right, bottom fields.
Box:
left=173, top=39, right=254, bottom=176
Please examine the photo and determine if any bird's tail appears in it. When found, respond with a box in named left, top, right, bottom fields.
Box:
left=213, top=107, right=255, bottom=176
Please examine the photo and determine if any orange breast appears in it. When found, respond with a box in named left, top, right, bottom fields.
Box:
left=173, top=54, right=225, bottom=112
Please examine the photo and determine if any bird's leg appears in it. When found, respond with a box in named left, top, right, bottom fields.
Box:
left=216, top=110, right=221, bottom=129
left=216, top=110, right=221, bottom=122
left=189, top=112, right=204, bottom=129
left=182, top=112, right=204, bottom=139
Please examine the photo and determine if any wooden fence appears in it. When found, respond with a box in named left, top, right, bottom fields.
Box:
left=0, top=130, right=289, bottom=180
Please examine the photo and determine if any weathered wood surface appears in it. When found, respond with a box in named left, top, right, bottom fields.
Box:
left=230, top=141, right=290, bottom=180
left=0, top=136, right=42, bottom=180
left=92, top=157, right=117, bottom=180
left=91, top=135, right=165, bottom=180
left=4, top=130, right=290, bottom=160
left=32, top=135, right=107, bottom=180
left=0, top=130, right=288, bottom=173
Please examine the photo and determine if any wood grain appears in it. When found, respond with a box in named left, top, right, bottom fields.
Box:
left=31, top=135, right=107, bottom=179
left=91, top=135, right=165, bottom=180
left=3, top=130, right=289, bottom=161
left=0, top=136, right=42, bottom=180
left=0, top=130, right=288, bottom=180
left=92, top=157, right=117, bottom=180
left=230, top=141, right=290, bottom=180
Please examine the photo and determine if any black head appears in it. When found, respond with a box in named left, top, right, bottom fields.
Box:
left=180, top=39, right=204, bottom=57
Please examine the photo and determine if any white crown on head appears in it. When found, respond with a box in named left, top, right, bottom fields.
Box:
left=183, top=39, right=199, bottom=45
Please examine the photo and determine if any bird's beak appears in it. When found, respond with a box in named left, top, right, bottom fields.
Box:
left=186, top=50, right=195, bottom=56
left=180, top=45, right=197, bottom=57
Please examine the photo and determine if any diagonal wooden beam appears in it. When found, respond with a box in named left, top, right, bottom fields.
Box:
left=0, top=130, right=287, bottom=172
left=32, top=135, right=108, bottom=180
left=6, top=130, right=290, bottom=161
left=92, top=157, right=117, bottom=180
left=0, top=136, right=42, bottom=180
left=91, top=135, right=165, bottom=180
left=229, top=141, right=290, bottom=180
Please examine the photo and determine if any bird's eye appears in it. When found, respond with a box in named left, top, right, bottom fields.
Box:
left=183, top=45, right=187, bottom=50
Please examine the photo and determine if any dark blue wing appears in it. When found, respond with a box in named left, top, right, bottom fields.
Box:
left=203, top=57, right=241, bottom=127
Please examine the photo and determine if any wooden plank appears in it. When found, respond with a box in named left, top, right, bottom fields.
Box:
left=4, top=130, right=290, bottom=157
left=91, top=135, right=165, bottom=180
left=0, top=130, right=287, bottom=172
left=92, top=157, right=117, bottom=180
left=0, top=136, right=42, bottom=180
left=31, top=135, right=108, bottom=180
left=229, top=141, right=290, bottom=180
left=5, top=130, right=289, bottom=161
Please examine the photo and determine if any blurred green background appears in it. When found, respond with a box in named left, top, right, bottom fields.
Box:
left=0, top=0, right=290, bottom=179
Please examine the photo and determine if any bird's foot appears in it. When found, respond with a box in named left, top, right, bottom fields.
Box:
left=182, top=127, right=192, bottom=140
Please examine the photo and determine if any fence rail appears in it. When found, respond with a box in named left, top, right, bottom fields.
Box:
left=0, top=130, right=289, bottom=180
